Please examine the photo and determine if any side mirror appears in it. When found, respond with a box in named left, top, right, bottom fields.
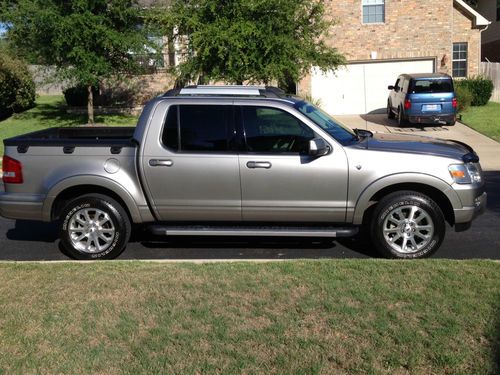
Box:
left=308, top=138, right=330, bottom=157
left=388, top=85, right=394, bottom=90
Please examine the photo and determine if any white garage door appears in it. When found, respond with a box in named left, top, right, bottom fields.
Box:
left=311, top=59, right=435, bottom=115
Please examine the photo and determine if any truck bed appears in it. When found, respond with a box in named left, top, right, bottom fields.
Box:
left=4, top=127, right=136, bottom=148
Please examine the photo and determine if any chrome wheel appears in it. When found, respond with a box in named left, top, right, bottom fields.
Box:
left=68, top=208, right=116, bottom=254
left=382, top=205, right=434, bottom=254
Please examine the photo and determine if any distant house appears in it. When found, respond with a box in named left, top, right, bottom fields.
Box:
left=477, top=0, right=500, bottom=62
left=297, top=0, right=491, bottom=115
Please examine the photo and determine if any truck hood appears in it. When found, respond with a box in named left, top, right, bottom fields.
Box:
left=352, top=132, right=477, bottom=162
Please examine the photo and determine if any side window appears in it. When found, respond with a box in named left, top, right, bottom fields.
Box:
left=394, top=78, right=401, bottom=91
left=241, top=106, right=315, bottom=154
left=161, top=105, right=232, bottom=152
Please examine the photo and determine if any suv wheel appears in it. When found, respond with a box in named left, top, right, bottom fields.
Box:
left=387, top=101, right=395, bottom=119
left=59, top=194, right=131, bottom=260
left=397, top=107, right=406, bottom=127
left=370, top=191, right=445, bottom=259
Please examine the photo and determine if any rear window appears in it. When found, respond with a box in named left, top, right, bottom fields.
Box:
left=410, top=79, right=453, bottom=94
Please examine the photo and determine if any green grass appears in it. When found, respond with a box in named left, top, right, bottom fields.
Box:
left=0, top=95, right=139, bottom=164
left=0, top=260, right=498, bottom=374
left=460, top=101, right=500, bottom=142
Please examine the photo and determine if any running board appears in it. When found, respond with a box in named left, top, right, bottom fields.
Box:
left=148, top=225, right=358, bottom=238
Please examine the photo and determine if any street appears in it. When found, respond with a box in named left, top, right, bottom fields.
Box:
left=0, top=171, right=498, bottom=261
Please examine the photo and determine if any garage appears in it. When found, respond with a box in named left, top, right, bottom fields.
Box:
left=311, top=59, right=435, bottom=115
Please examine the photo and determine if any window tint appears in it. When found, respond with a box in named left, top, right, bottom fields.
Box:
left=161, top=105, right=232, bottom=152
left=362, top=0, right=385, bottom=23
left=410, top=79, right=453, bottom=93
left=452, top=43, right=467, bottom=78
left=242, top=107, right=315, bottom=153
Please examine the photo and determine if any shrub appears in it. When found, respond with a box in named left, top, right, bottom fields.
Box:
left=63, top=85, right=100, bottom=107
left=455, top=76, right=494, bottom=106
left=454, top=85, right=473, bottom=113
left=0, top=54, right=36, bottom=120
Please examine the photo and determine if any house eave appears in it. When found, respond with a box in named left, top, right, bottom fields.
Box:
left=454, top=0, right=491, bottom=28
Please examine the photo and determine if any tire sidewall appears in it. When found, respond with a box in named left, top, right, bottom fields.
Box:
left=60, top=196, right=130, bottom=260
left=372, top=194, right=445, bottom=259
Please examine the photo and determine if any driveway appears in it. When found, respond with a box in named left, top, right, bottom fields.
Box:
left=334, top=114, right=500, bottom=171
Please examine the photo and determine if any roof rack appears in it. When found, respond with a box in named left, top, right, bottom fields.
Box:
left=162, top=85, right=286, bottom=98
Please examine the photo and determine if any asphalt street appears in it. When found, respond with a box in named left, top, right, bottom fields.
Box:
left=1, top=172, right=499, bottom=261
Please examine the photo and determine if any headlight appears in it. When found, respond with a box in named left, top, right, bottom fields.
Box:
left=449, top=164, right=482, bottom=184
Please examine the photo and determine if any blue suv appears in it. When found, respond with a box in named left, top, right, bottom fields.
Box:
left=387, top=73, right=457, bottom=126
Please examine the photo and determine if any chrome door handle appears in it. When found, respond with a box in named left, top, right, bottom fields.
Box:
left=149, top=159, right=174, bottom=167
left=246, top=161, right=272, bottom=169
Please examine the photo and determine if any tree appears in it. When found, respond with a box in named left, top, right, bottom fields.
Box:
left=0, top=0, right=151, bottom=124
left=149, top=0, right=345, bottom=88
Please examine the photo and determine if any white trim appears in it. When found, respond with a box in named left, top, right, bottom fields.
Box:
left=454, top=0, right=491, bottom=28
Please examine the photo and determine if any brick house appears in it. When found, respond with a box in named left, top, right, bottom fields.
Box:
left=477, top=0, right=500, bottom=61
left=297, top=0, right=490, bottom=115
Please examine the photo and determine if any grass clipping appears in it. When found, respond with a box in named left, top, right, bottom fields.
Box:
left=0, top=260, right=498, bottom=374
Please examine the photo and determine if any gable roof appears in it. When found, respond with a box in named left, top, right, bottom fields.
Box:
left=454, top=0, right=491, bottom=28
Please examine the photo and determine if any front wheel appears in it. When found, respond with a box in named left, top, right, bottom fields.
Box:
left=59, top=194, right=131, bottom=260
left=370, top=191, right=445, bottom=259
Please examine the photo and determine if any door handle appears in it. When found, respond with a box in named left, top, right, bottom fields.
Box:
left=149, top=159, right=174, bottom=167
left=246, top=161, right=272, bottom=169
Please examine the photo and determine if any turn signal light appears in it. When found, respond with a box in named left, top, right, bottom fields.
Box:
left=2, top=155, right=23, bottom=184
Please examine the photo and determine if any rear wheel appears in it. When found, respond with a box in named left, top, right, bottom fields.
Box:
left=370, top=191, right=445, bottom=259
left=59, top=194, right=131, bottom=260
left=397, top=107, right=406, bottom=127
left=387, top=101, right=395, bottom=119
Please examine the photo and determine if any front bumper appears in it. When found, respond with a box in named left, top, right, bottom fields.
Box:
left=0, top=192, right=45, bottom=221
left=408, top=114, right=456, bottom=125
left=453, top=191, right=487, bottom=232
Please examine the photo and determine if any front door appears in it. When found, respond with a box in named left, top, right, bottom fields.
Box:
left=237, top=105, right=348, bottom=223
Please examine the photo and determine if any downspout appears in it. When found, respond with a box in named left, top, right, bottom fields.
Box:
left=478, top=24, right=489, bottom=75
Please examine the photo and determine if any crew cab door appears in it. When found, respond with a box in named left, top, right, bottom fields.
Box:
left=141, top=103, right=241, bottom=221
left=236, top=104, right=349, bottom=223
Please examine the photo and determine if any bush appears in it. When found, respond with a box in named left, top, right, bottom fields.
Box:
left=63, top=85, right=100, bottom=107
left=455, top=76, right=494, bottom=106
left=0, top=54, right=36, bottom=120
left=454, top=85, right=473, bottom=113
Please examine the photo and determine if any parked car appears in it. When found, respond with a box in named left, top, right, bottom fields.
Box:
left=387, top=73, right=457, bottom=126
left=0, top=86, right=485, bottom=260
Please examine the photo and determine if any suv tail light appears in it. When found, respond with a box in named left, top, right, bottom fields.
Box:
left=452, top=97, right=457, bottom=108
left=404, top=99, right=411, bottom=110
left=2, top=155, right=23, bottom=184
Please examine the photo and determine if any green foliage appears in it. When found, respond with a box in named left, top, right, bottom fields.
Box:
left=0, top=53, right=36, bottom=120
left=455, top=76, right=494, bottom=106
left=149, top=0, right=345, bottom=84
left=454, top=84, right=472, bottom=113
left=63, top=86, right=99, bottom=107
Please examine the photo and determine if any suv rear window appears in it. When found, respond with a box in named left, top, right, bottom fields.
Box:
left=410, top=79, right=453, bottom=94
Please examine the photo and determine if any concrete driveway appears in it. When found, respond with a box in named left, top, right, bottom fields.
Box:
left=334, top=114, right=500, bottom=171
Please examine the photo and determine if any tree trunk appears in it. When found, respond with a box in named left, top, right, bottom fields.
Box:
left=87, top=84, right=94, bottom=125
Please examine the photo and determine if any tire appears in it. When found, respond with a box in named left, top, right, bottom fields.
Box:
left=59, top=194, right=131, bottom=260
left=387, top=101, right=395, bottom=119
left=447, top=121, right=456, bottom=126
left=370, top=191, right=445, bottom=259
left=397, top=107, right=406, bottom=127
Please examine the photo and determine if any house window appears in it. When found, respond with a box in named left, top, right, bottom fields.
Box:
left=452, top=43, right=467, bottom=78
left=362, top=0, right=385, bottom=24
left=497, top=0, right=500, bottom=21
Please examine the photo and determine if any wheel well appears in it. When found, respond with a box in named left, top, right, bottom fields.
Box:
left=366, top=183, right=455, bottom=226
left=51, top=185, right=132, bottom=222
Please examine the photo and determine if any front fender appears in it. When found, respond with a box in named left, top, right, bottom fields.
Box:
left=42, top=175, right=153, bottom=223
left=351, top=173, right=461, bottom=225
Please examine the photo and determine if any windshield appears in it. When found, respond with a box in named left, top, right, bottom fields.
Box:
left=294, top=101, right=357, bottom=145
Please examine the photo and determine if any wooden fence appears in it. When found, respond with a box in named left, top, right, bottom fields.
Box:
left=480, top=62, right=500, bottom=103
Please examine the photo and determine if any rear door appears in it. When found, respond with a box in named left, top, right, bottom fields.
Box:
left=236, top=104, right=349, bottom=223
left=141, top=103, right=242, bottom=221
left=408, top=79, right=455, bottom=115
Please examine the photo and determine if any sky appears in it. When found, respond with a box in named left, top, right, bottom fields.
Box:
left=0, top=23, right=7, bottom=37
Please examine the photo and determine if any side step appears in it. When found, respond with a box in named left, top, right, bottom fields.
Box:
left=148, top=225, right=358, bottom=238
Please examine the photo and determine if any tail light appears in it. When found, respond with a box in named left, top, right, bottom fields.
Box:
left=404, top=99, right=411, bottom=110
left=2, top=155, right=23, bottom=184
left=452, top=97, right=457, bottom=108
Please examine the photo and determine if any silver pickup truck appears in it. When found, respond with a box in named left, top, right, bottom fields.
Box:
left=0, top=86, right=486, bottom=259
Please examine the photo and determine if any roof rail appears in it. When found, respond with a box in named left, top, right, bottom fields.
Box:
left=162, top=85, right=286, bottom=98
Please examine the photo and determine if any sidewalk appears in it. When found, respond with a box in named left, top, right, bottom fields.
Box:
left=334, top=114, right=500, bottom=171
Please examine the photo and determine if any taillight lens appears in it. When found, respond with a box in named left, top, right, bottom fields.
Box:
left=2, top=155, right=23, bottom=184
left=404, top=99, right=411, bottom=110
left=452, top=97, right=457, bottom=108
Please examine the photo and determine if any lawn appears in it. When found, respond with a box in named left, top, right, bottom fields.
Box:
left=0, top=260, right=498, bottom=374
left=0, top=95, right=139, bottom=165
left=460, top=101, right=500, bottom=142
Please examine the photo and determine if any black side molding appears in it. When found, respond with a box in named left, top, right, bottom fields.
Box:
left=462, top=152, right=479, bottom=163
